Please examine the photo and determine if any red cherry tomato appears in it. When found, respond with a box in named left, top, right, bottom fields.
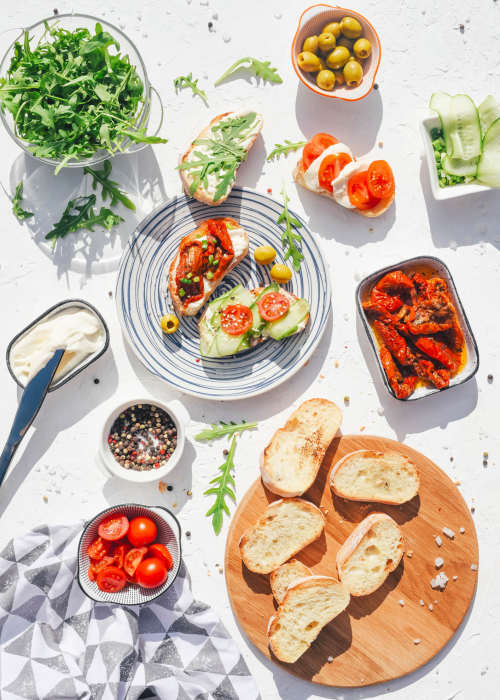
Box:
left=220, top=304, right=253, bottom=336
left=147, top=543, right=173, bottom=571
left=136, top=558, right=168, bottom=589
left=112, top=543, right=131, bottom=569
left=96, top=566, right=127, bottom=593
left=318, top=153, right=353, bottom=192
left=87, top=537, right=112, bottom=560
left=124, top=547, right=148, bottom=577
left=257, top=292, right=290, bottom=322
left=347, top=171, right=381, bottom=210
left=127, top=517, right=157, bottom=547
left=301, top=133, right=338, bottom=170
left=367, top=160, right=395, bottom=199
left=98, top=514, right=129, bottom=541
left=88, top=555, right=115, bottom=581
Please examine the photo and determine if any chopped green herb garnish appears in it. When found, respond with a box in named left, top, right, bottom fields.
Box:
left=45, top=194, right=123, bottom=243
left=0, top=21, right=166, bottom=171
left=214, top=57, right=282, bottom=86
left=206, top=271, right=214, bottom=280
left=84, top=160, right=135, bottom=210
left=430, top=127, right=467, bottom=188
left=11, top=182, right=33, bottom=221
left=173, top=72, right=209, bottom=106
left=267, top=139, right=307, bottom=162
left=195, top=420, right=258, bottom=441
left=194, top=276, right=200, bottom=283
left=277, top=186, right=304, bottom=272
left=180, top=277, right=190, bottom=284
left=179, top=288, right=186, bottom=297
left=202, top=239, right=209, bottom=250
left=213, top=259, right=219, bottom=267
left=208, top=253, right=214, bottom=264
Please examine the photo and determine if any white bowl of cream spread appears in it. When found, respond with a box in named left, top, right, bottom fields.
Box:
left=7, top=299, right=109, bottom=391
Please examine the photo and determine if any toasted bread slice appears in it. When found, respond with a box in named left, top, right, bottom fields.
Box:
left=169, top=218, right=248, bottom=317
left=293, top=160, right=395, bottom=218
left=179, top=110, right=264, bottom=205
left=270, top=559, right=312, bottom=604
left=260, top=399, right=342, bottom=497
left=336, top=513, right=404, bottom=596
left=239, top=498, right=325, bottom=575
left=268, top=576, right=350, bottom=663
left=330, top=450, right=419, bottom=505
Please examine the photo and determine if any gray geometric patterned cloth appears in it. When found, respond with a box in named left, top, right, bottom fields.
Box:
left=0, top=523, right=260, bottom=700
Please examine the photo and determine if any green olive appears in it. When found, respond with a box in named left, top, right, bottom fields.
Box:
left=326, top=46, right=351, bottom=70
left=353, top=37, right=372, bottom=59
left=340, top=16, right=363, bottom=39
left=297, top=51, right=322, bottom=72
left=321, top=21, right=341, bottom=38
left=334, top=70, right=345, bottom=86
left=302, top=35, right=319, bottom=54
left=318, top=32, right=336, bottom=55
left=343, top=58, right=363, bottom=86
left=316, top=69, right=336, bottom=91
left=337, top=36, right=354, bottom=50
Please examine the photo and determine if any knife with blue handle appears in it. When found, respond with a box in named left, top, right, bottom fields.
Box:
left=0, top=348, right=65, bottom=487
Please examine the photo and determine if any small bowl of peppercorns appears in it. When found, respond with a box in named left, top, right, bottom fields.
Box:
left=97, top=398, right=189, bottom=482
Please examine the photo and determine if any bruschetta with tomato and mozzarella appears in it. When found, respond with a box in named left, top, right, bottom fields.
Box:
left=293, top=133, right=395, bottom=217
left=169, top=218, right=249, bottom=317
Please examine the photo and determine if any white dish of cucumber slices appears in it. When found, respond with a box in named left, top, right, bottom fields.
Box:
left=116, top=188, right=331, bottom=401
left=421, top=92, right=500, bottom=200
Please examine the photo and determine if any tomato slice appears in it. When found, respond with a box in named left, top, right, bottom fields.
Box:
left=87, top=537, right=112, bottom=560
left=367, top=160, right=395, bottom=199
left=98, top=514, right=129, bottom=541
left=318, top=153, right=353, bottom=192
left=124, top=547, right=148, bottom=577
left=136, top=558, right=168, bottom=589
left=347, top=171, right=381, bottom=210
left=96, top=566, right=127, bottom=593
left=302, top=133, right=338, bottom=170
left=147, top=543, right=173, bottom=571
left=257, top=292, right=290, bottom=322
left=112, top=543, right=130, bottom=569
left=127, top=517, right=158, bottom=547
left=220, top=304, right=253, bottom=336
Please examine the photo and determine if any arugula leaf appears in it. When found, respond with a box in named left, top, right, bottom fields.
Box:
left=45, top=194, right=123, bottom=242
left=204, top=437, right=237, bottom=535
left=214, top=57, right=282, bottom=86
left=84, top=160, right=136, bottom=210
left=11, top=182, right=34, bottom=221
left=267, top=139, right=307, bottom=162
left=277, top=186, right=304, bottom=272
left=195, top=420, right=257, bottom=441
left=174, top=73, right=209, bottom=106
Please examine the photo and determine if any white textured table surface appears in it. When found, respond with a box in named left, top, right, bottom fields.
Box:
left=0, top=1, right=499, bottom=698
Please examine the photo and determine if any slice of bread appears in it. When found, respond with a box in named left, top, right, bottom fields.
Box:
left=239, top=498, right=325, bottom=575
left=179, top=110, right=264, bottom=205
left=270, top=559, right=312, bottom=604
left=260, top=399, right=342, bottom=497
left=330, top=450, right=419, bottom=505
left=293, top=160, right=395, bottom=218
left=268, top=576, right=350, bottom=663
left=336, top=513, right=405, bottom=596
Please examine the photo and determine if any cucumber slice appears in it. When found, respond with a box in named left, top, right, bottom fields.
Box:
left=216, top=329, right=249, bottom=356
left=477, top=117, right=500, bottom=187
left=249, top=283, right=279, bottom=332
left=478, top=95, right=500, bottom=139
left=430, top=92, right=455, bottom=156
left=265, top=299, right=310, bottom=341
left=442, top=154, right=479, bottom=177
left=451, top=94, right=481, bottom=160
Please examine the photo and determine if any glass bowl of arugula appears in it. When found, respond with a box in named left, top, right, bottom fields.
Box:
left=0, top=14, right=165, bottom=173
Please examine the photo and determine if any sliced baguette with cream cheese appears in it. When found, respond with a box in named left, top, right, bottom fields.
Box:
left=260, top=399, right=342, bottom=497
left=270, top=559, right=312, bottom=604
left=239, top=498, right=325, bottom=575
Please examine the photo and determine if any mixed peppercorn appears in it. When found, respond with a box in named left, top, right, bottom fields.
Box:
left=108, top=404, right=177, bottom=471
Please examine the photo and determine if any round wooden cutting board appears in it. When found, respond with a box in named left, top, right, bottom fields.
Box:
left=225, top=434, right=479, bottom=687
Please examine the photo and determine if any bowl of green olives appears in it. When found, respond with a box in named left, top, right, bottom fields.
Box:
left=292, top=4, right=381, bottom=100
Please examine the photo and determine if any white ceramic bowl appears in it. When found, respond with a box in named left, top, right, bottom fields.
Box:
left=420, top=116, right=493, bottom=201
left=97, top=397, right=189, bottom=482
left=291, top=4, right=381, bottom=101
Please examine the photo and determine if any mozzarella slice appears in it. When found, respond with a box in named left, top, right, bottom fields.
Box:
left=303, top=143, right=354, bottom=195
left=332, top=160, right=370, bottom=209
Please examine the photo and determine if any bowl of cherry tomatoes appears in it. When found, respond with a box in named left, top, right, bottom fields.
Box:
left=78, top=503, right=181, bottom=605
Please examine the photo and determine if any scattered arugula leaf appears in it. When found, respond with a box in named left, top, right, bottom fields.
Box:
left=204, top=436, right=237, bottom=535
left=0, top=21, right=166, bottom=169
left=195, top=420, right=258, bottom=441
left=267, top=139, right=307, bottom=162
left=214, top=57, right=282, bottom=86
left=11, top=182, right=34, bottom=221
left=178, top=111, right=258, bottom=202
left=174, top=73, right=209, bottom=106
left=277, top=187, right=304, bottom=271
left=84, top=160, right=135, bottom=210
left=45, top=194, right=123, bottom=243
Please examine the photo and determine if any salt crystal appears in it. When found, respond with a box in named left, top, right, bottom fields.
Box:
left=460, top=527, right=465, bottom=534
left=435, top=536, right=442, bottom=547
left=453, top=575, right=458, bottom=581
left=442, top=527, right=455, bottom=539
left=419, top=599, right=424, bottom=606
left=429, top=604, right=434, bottom=611
left=430, top=572, right=449, bottom=590
left=399, top=599, right=405, bottom=607
left=223, top=34, right=231, bottom=43
left=471, top=564, right=478, bottom=571
left=435, top=557, right=444, bottom=569
left=327, top=655, right=334, bottom=663
left=413, top=639, right=421, bottom=645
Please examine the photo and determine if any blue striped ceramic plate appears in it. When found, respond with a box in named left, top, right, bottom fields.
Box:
left=116, top=188, right=331, bottom=401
